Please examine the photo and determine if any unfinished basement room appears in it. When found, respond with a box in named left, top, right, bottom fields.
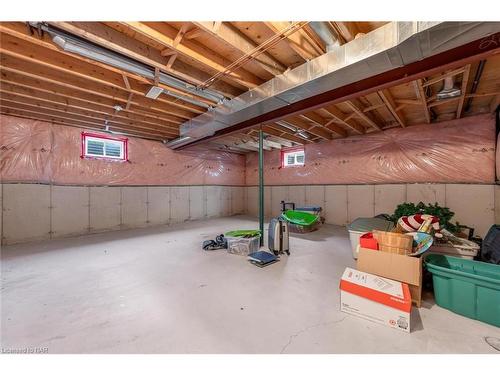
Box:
left=1, top=2, right=500, bottom=372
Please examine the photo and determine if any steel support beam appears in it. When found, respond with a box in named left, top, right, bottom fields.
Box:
left=258, top=129, right=265, bottom=247
left=179, top=32, right=500, bottom=149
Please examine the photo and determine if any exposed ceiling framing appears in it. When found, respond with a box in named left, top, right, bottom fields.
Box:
left=1, top=21, right=499, bottom=153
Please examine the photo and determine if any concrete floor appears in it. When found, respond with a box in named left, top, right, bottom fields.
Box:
left=1, top=215, right=499, bottom=354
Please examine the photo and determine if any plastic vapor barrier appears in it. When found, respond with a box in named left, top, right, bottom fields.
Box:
left=1, top=114, right=496, bottom=187
left=0, top=115, right=245, bottom=186
left=246, top=114, right=496, bottom=185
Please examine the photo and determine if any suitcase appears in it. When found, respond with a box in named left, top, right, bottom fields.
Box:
left=268, top=217, right=290, bottom=255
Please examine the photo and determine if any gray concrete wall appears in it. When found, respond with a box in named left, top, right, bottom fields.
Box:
left=0, top=183, right=246, bottom=245
left=245, top=183, right=500, bottom=238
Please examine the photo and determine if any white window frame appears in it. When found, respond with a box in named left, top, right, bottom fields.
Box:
left=283, top=149, right=305, bottom=167
left=82, top=133, right=127, bottom=161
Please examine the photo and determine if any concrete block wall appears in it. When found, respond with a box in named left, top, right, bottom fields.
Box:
left=245, top=183, right=500, bottom=238
left=0, top=183, right=246, bottom=245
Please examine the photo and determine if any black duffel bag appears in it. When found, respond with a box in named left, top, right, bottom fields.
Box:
left=480, top=225, right=500, bottom=264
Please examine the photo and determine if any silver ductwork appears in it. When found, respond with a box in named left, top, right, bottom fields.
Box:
left=275, top=121, right=310, bottom=139
left=437, top=76, right=461, bottom=100
left=170, top=21, right=500, bottom=149
left=35, top=23, right=225, bottom=107
left=309, top=22, right=340, bottom=52
left=164, top=135, right=192, bottom=148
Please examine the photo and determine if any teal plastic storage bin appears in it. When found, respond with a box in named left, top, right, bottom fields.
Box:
left=425, top=254, right=500, bottom=327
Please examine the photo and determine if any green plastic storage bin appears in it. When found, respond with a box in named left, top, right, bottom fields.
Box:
left=425, top=254, right=500, bottom=327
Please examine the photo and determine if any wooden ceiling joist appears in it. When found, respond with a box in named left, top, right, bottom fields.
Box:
left=0, top=73, right=184, bottom=126
left=0, top=85, right=179, bottom=132
left=261, top=124, right=308, bottom=144
left=1, top=22, right=497, bottom=150
left=0, top=22, right=219, bottom=108
left=466, top=91, right=500, bottom=98
left=0, top=97, right=179, bottom=137
left=0, top=40, right=204, bottom=117
left=194, top=21, right=286, bottom=77
left=412, top=79, right=431, bottom=124
left=1, top=110, right=167, bottom=142
left=255, top=137, right=283, bottom=150
left=427, top=96, right=461, bottom=108
left=456, top=64, right=471, bottom=118
left=49, top=21, right=241, bottom=97
left=421, top=66, right=466, bottom=88
left=328, top=22, right=358, bottom=43
left=299, top=112, right=347, bottom=138
left=264, top=22, right=320, bottom=61
left=0, top=63, right=193, bottom=121
left=125, top=92, right=133, bottom=111
left=233, top=137, right=274, bottom=151
left=377, top=89, right=406, bottom=127
left=246, top=129, right=295, bottom=148
left=237, top=134, right=283, bottom=150
left=0, top=105, right=174, bottom=140
left=394, top=99, right=422, bottom=106
left=119, top=22, right=263, bottom=89
left=173, top=24, right=189, bottom=47
left=166, top=54, right=177, bottom=70
left=363, top=103, right=387, bottom=112
left=344, top=101, right=382, bottom=131
left=280, top=117, right=332, bottom=140
left=122, top=74, right=131, bottom=90
left=183, top=27, right=204, bottom=40
left=322, top=105, right=365, bottom=134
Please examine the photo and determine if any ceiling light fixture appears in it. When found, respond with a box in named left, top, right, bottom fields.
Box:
left=145, top=86, right=164, bottom=100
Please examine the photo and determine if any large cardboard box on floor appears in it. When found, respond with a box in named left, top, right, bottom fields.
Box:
left=339, top=267, right=412, bottom=333
left=357, top=247, right=423, bottom=307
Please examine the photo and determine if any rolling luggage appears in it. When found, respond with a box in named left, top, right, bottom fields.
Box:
left=268, top=217, right=290, bottom=256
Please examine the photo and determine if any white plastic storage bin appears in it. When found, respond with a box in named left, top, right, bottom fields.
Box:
left=226, top=236, right=260, bottom=256
left=347, top=217, right=394, bottom=259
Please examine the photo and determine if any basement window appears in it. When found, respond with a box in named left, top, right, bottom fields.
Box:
left=281, top=147, right=305, bottom=168
left=81, top=132, right=128, bottom=161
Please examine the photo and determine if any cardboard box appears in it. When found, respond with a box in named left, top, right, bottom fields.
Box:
left=339, top=267, right=412, bottom=333
left=357, top=247, right=423, bottom=307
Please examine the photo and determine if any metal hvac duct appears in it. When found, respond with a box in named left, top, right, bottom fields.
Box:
left=309, top=22, right=340, bottom=52
left=168, top=21, right=500, bottom=149
left=35, top=23, right=226, bottom=107
left=436, top=76, right=461, bottom=100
